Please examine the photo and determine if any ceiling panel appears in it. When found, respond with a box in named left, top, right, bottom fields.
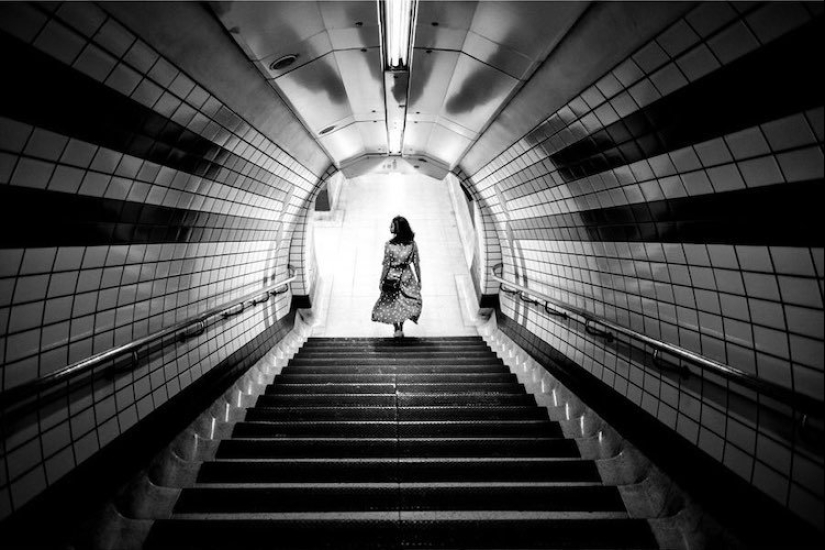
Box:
left=340, top=154, right=387, bottom=178
left=320, top=123, right=366, bottom=161
left=358, top=121, right=388, bottom=153
left=440, top=54, right=519, bottom=134
left=275, top=54, right=352, bottom=133
left=470, top=1, right=582, bottom=57
left=215, top=1, right=325, bottom=60
left=257, top=31, right=333, bottom=79
left=320, top=1, right=381, bottom=49
left=414, top=1, right=477, bottom=50
left=425, top=123, right=474, bottom=167
left=408, top=50, right=460, bottom=115
left=403, top=121, right=434, bottom=156
left=335, top=49, right=385, bottom=118
left=434, top=116, right=476, bottom=140
left=462, top=31, right=534, bottom=80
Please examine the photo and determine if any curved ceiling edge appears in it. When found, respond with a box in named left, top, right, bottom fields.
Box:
left=339, top=153, right=450, bottom=180
left=459, top=1, right=695, bottom=178
left=100, top=1, right=331, bottom=177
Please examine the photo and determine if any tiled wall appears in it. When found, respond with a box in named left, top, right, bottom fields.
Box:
left=453, top=169, right=501, bottom=300
left=443, top=173, right=476, bottom=269
left=292, top=167, right=342, bottom=301
left=0, top=2, right=322, bottom=520
left=463, top=2, right=824, bottom=528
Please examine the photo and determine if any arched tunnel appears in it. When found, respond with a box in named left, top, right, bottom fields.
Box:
left=0, top=1, right=823, bottom=548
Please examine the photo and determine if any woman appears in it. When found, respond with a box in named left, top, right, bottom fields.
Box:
left=371, top=216, right=422, bottom=337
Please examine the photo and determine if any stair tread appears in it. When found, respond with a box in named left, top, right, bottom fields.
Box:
left=167, top=511, right=632, bottom=521
left=187, top=482, right=605, bottom=488
left=207, top=457, right=591, bottom=463
left=223, top=437, right=570, bottom=443
left=147, top=517, right=657, bottom=550
left=245, top=406, right=551, bottom=421
left=303, top=338, right=486, bottom=341
left=235, top=420, right=554, bottom=426
left=274, top=374, right=518, bottom=382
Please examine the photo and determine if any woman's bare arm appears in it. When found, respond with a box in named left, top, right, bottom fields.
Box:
left=413, top=243, right=421, bottom=284
left=379, top=243, right=390, bottom=289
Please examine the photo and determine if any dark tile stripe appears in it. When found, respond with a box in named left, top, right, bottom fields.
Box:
left=0, top=31, right=287, bottom=201
left=0, top=184, right=279, bottom=248
left=548, top=18, right=823, bottom=182
left=508, top=179, right=823, bottom=246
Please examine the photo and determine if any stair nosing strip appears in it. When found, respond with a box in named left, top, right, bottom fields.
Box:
left=223, top=437, right=567, bottom=442
left=236, top=419, right=558, bottom=427
left=207, top=457, right=590, bottom=463
left=183, top=482, right=605, bottom=489
left=168, top=511, right=631, bottom=521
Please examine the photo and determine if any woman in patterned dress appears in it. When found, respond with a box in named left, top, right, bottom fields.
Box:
left=371, top=216, right=422, bottom=337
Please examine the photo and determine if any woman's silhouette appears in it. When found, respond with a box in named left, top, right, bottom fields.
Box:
left=371, top=216, right=422, bottom=337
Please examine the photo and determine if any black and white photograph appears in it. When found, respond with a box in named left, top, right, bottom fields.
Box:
left=0, top=1, right=822, bottom=548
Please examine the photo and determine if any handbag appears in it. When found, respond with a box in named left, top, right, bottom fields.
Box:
left=381, top=266, right=402, bottom=293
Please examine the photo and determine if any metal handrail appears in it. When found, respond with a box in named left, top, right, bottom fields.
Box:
left=491, top=263, right=823, bottom=418
left=0, top=266, right=297, bottom=409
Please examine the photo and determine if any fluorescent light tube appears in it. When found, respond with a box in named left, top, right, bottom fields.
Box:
left=384, top=0, right=415, bottom=68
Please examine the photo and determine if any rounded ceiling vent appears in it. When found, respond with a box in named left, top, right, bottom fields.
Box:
left=319, top=125, right=336, bottom=135
left=269, top=54, right=298, bottom=71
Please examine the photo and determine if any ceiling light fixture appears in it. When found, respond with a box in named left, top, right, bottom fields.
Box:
left=379, top=0, right=417, bottom=156
left=381, top=0, right=417, bottom=70
left=269, top=54, right=298, bottom=71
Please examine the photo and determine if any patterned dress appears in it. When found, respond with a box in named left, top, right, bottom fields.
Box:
left=371, top=241, right=422, bottom=324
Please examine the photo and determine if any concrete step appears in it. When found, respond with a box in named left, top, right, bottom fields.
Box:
left=215, top=437, right=580, bottom=459
left=197, top=457, right=601, bottom=484
left=146, top=516, right=658, bottom=549
left=304, top=336, right=484, bottom=344
left=294, top=350, right=497, bottom=359
left=297, top=343, right=495, bottom=354
left=245, top=406, right=551, bottom=422
left=274, top=373, right=519, bottom=384
left=287, top=356, right=505, bottom=366
left=265, top=383, right=527, bottom=395
left=254, top=393, right=537, bottom=407
left=198, top=457, right=601, bottom=483
left=231, top=420, right=563, bottom=438
left=281, top=364, right=511, bottom=374
left=172, top=483, right=626, bottom=513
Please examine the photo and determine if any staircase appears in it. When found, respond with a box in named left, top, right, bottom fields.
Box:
left=145, top=336, right=658, bottom=549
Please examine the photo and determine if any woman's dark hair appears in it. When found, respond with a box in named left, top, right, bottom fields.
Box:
left=390, top=216, right=415, bottom=243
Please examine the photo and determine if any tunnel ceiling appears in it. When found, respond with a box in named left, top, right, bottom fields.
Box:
left=209, top=1, right=590, bottom=175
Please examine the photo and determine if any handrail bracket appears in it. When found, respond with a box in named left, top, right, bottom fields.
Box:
left=585, top=320, right=614, bottom=343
